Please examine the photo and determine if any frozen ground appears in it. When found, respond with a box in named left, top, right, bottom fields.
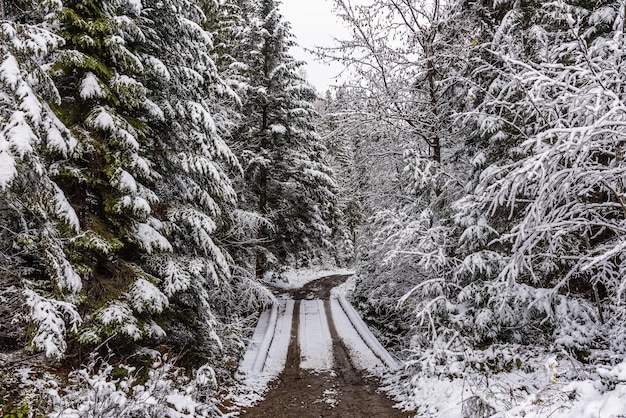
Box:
left=237, top=292, right=397, bottom=382
left=233, top=300, right=294, bottom=408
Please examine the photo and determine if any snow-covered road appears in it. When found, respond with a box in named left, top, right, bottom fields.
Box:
left=233, top=274, right=411, bottom=417
left=240, top=295, right=401, bottom=378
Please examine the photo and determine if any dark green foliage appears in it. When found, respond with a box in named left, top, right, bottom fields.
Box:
left=232, top=0, right=339, bottom=275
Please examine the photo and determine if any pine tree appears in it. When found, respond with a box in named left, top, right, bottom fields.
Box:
left=236, top=0, right=338, bottom=276
left=1, top=0, right=82, bottom=358
left=315, top=94, right=362, bottom=265
left=48, top=0, right=173, bottom=345
left=0, top=0, right=258, bottom=359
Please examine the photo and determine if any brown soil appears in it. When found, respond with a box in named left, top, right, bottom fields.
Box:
left=240, top=275, right=413, bottom=418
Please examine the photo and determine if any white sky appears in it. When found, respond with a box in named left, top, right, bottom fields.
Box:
left=280, top=0, right=348, bottom=93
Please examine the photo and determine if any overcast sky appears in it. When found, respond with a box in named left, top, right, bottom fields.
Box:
left=280, top=0, right=348, bottom=93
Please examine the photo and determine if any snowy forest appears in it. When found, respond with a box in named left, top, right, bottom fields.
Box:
left=1, top=0, right=626, bottom=416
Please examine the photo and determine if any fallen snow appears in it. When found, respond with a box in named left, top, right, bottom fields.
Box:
left=262, top=300, right=294, bottom=375
left=317, top=388, right=339, bottom=408
left=239, top=308, right=274, bottom=373
left=236, top=300, right=294, bottom=407
left=299, top=299, right=333, bottom=370
left=330, top=274, right=357, bottom=298
left=336, top=296, right=402, bottom=370
left=381, top=353, right=626, bottom=418
left=232, top=269, right=412, bottom=412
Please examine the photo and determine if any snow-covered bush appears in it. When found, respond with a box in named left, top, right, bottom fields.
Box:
left=54, top=353, right=221, bottom=418
left=1, top=352, right=224, bottom=417
left=0, top=365, right=60, bottom=417
left=461, top=0, right=626, bottom=355
left=343, top=6, right=626, bottom=415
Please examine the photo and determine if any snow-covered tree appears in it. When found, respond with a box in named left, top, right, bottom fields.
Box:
left=1, top=0, right=267, bottom=361
left=136, top=0, right=257, bottom=354
left=458, top=0, right=626, bottom=354
left=235, top=0, right=339, bottom=276
left=0, top=0, right=83, bottom=359
left=384, top=0, right=626, bottom=368
left=319, top=0, right=478, bottom=350
left=326, top=0, right=626, bottom=375
left=47, top=0, right=176, bottom=345
left=314, top=94, right=363, bottom=265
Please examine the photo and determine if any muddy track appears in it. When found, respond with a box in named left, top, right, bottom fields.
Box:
left=266, top=274, right=352, bottom=300
left=240, top=275, right=412, bottom=418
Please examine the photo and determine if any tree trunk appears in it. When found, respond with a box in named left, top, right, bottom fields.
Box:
left=256, top=29, right=272, bottom=279
left=426, top=57, right=441, bottom=164
left=0, top=0, right=5, bottom=20
left=593, top=283, right=605, bottom=325
left=255, top=166, right=268, bottom=278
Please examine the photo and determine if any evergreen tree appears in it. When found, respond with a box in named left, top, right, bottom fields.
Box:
left=1, top=0, right=259, bottom=360
left=236, top=0, right=338, bottom=276
left=314, top=94, right=362, bottom=266
left=52, top=0, right=254, bottom=355
left=1, top=0, right=81, bottom=358
left=137, top=0, right=249, bottom=354
left=51, top=0, right=172, bottom=345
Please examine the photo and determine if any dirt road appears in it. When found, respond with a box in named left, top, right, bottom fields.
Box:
left=239, top=275, right=413, bottom=418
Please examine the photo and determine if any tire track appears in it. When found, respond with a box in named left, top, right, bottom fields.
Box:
left=240, top=275, right=413, bottom=417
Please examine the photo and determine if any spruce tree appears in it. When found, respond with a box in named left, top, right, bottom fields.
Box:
left=1, top=0, right=82, bottom=358
left=236, top=0, right=338, bottom=276
left=50, top=0, right=172, bottom=345
left=137, top=0, right=245, bottom=354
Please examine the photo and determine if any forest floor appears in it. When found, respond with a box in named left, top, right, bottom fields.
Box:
left=236, top=274, right=412, bottom=418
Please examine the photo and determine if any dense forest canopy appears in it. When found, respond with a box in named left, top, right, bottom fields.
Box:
left=1, top=0, right=626, bottom=416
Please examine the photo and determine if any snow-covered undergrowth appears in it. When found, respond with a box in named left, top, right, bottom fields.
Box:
left=330, top=274, right=357, bottom=298
left=380, top=349, right=626, bottom=417
left=1, top=352, right=223, bottom=418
